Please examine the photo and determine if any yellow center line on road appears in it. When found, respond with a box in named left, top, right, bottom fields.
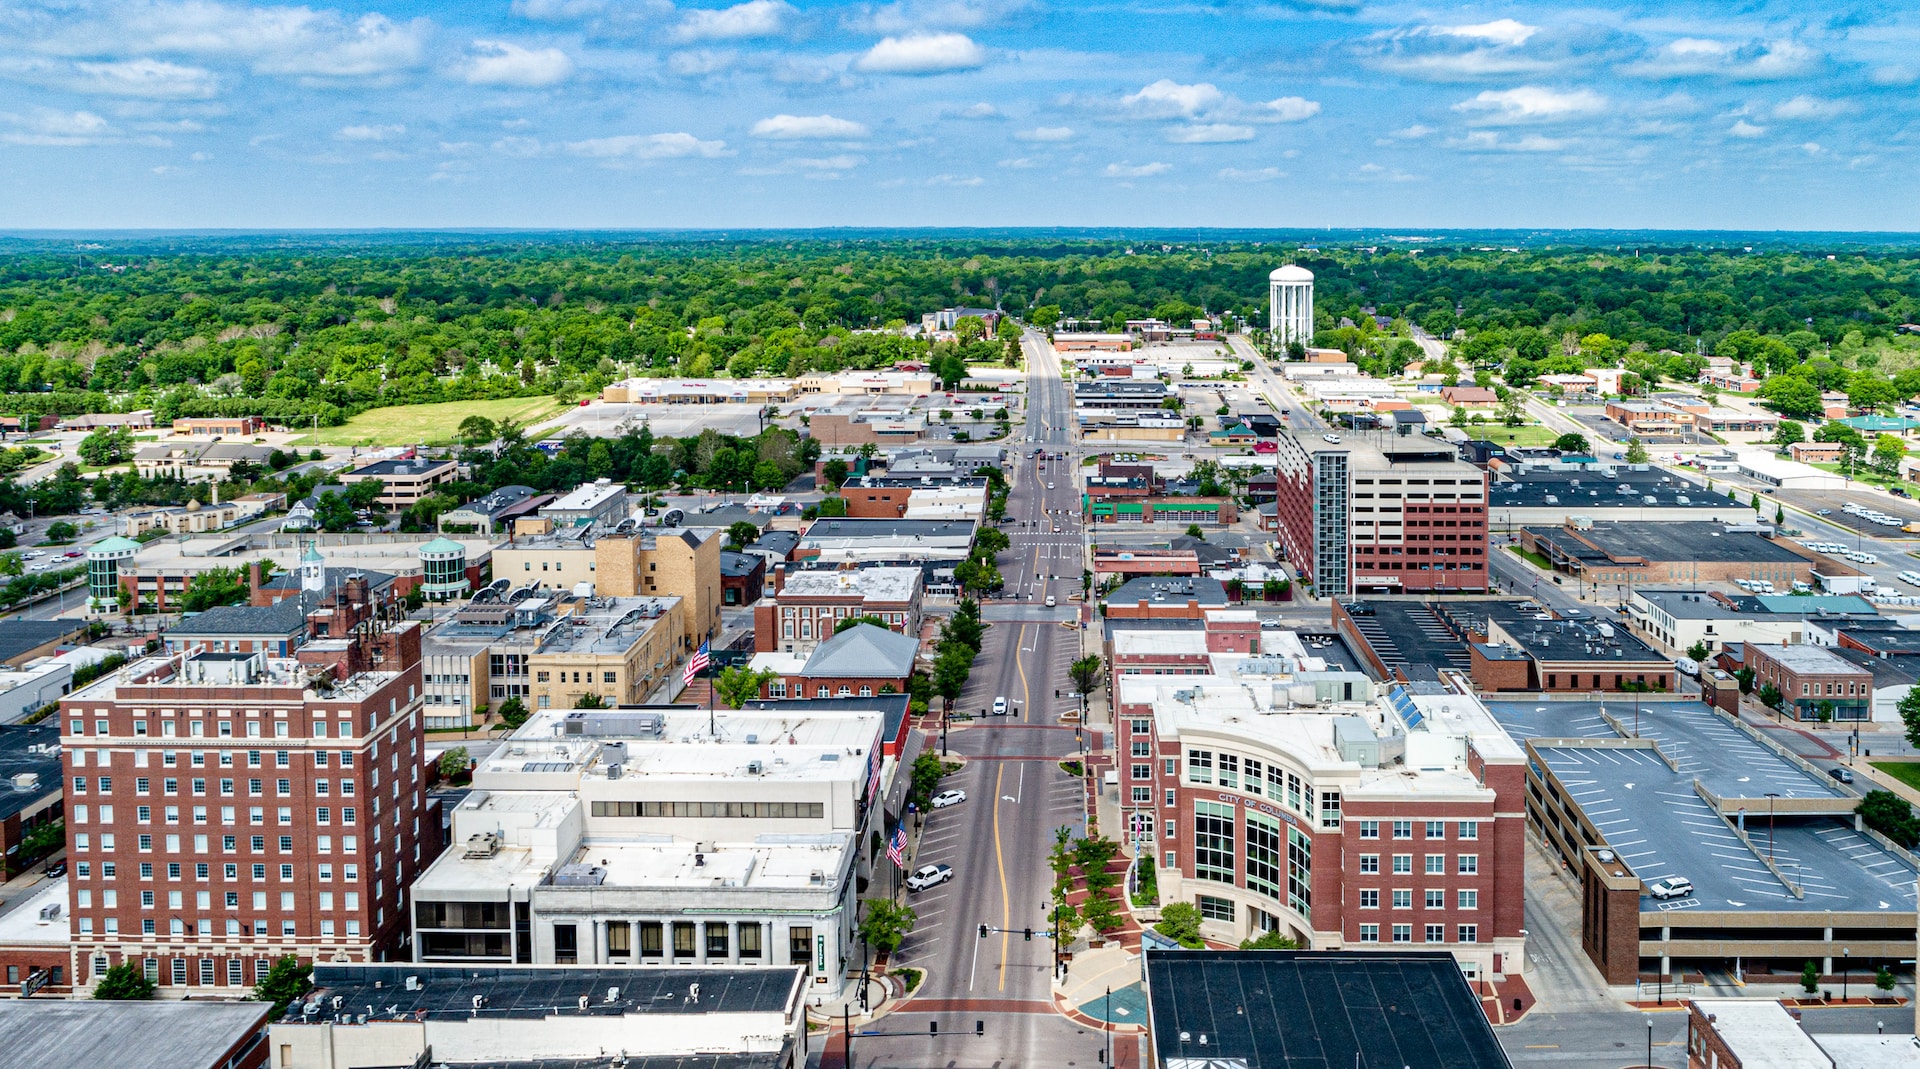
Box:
left=993, top=760, right=1009, bottom=991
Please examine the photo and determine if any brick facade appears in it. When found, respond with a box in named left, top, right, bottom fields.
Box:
left=61, top=583, right=443, bottom=994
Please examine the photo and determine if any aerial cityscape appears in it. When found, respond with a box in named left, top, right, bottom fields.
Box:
left=2, top=3, right=1920, bottom=1069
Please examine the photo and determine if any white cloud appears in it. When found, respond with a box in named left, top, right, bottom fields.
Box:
left=565, top=132, right=730, bottom=159
left=847, top=0, right=1019, bottom=34
left=1389, top=124, right=1435, bottom=139
left=1622, top=38, right=1816, bottom=81
left=751, top=114, right=869, bottom=139
left=1771, top=95, right=1846, bottom=120
left=997, top=156, right=1034, bottom=168
left=1450, top=130, right=1569, bottom=152
left=672, top=1, right=794, bottom=43
left=0, top=108, right=125, bottom=146
left=69, top=59, right=218, bottom=99
left=337, top=123, right=405, bottom=141
left=1254, top=96, right=1319, bottom=123
left=854, top=33, right=986, bottom=74
left=1216, top=166, right=1285, bottom=181
left=1115, top=80, right=1318, bottom=126
left=1166, top=123, right=1254, bottom=143
left=462, top=41, right=574, bottom=87
left=1122, top=79, right=1224, bottom=120
left=1015, top=126, right=1073, bottom=142
left=926, top=173, right=984, bottom=186
left=1728, top=119, right=1766, bottom=138
left=1430, top=19, right=1537, bottom=48
left=1453, top=86, right=1606, bottom=123
left=669, top=50, right=734, bottom=76
left=790, top=154, right=863, bottom=170
left=510, top=0, right=610, bottom=18
left=1103, top=160, right=1169, bottom=177
left=1870, top=66, right=1917, bottom=87
left=958, top=102, right=1000, bottom=118
left=491, top=136, right=547, bottom=157
left=32, top=3, right=430, bottom=82
left=1799, top=141, right=1822, bottom=155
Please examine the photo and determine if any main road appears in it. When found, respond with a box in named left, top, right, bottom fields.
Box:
left=867, top=331, right=1121, bottom=1068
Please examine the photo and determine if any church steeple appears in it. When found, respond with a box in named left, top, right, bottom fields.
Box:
left=301, top=541, right=326, bottom=593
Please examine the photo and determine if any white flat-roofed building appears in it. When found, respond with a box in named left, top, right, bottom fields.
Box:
left=0, top=658, right=76, bottom=725
left=539, top=478, right=627, bottom=530
left=410, top=706, right=886, bottom=992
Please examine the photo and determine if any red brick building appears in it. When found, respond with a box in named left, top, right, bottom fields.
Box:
left=61, top=579, right=441, bottom=994
left=1271, top=432, right=1490, bottom=596
left=1114, top=672, right=1527, bottom=980
left=752, top=567, right=923, bottom=655
left=750, top=623, right=919, bottom=701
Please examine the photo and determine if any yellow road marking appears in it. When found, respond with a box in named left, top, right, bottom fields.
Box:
left=1016, top=625, right=1030, bottom=723
left=994, top=760, right=1009, bottom=991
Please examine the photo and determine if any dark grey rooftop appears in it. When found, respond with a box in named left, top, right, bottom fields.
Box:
left=169, top=594, right=309, bottom=637
left=297, top=964, right=803, bottom=1023
left=1336, top=599, right=1479, bottom=677
left=1832, top=624, right=1920, bottom=656
left=1478, top=600, right=1666, bottom=664
left=0, top=722, right=65, bottom=819
left=719, top=551, right=761, bottom=578
left=1832, top=646, right=1920, bottom=688
left=0, top=620, right=85, bottom=666
left=1144, top=950, right=1511, bottom=1069
left=1106, top=575, right=1229, bottom=608
left=1525, top=521, right=1805, bottom=565
left=801, top=623, right=918, bottom=677
left=1491, top=469, right=1744, bottom=512
left=347, top=456, right=455, bottom=477
left=0, top=997, right=270, bottom=1069
left=450, top=485, right=547, bottom=519
left=745, top=530, right=800, bottom=558
left=800, top=518, right=976, bottom=541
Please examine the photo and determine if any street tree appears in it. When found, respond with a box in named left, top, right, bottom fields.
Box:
left=1624, top=438, right=1650, bottom=464
left=92, top=963, right=155, bottom=1000
left=1070, top=655, right=1104, bottom=696
left=858, top=899, right=918, bottom=955
left=252, top=956, right=314, bottom=1015
left=713, top=666, right=778, bottom=709
left=1552, top=432, right=1590, bottom=453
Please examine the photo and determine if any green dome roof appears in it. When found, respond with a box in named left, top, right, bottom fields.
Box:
left=88, top=536, right=141, bottom=555
left=418, top=537, right=467, bottom=556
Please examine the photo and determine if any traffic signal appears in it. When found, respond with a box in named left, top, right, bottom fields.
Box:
left=978, top=924, right=988, bottom=939
left=930, top=1021, right=939, bottom=1036
left=975, top=1020, right=985, bottom=1037
left=1023, top=927, right=1032, bottom=942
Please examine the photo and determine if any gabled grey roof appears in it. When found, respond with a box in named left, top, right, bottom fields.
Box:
left=169, top=595, right=310, bottom=637
left=800, top=623, right=918, bottom=678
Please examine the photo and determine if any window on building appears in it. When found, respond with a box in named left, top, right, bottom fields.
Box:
left=1391, top=924, right=1412, bottom=944
left=1425, top=924, right=1446, bottom=944
left=1458, top=890, right=1478, bottom=910
left=1458, top=820, right=1479, bottom=840
left=1358, top=924, right=1379, bottom=943
left=788, top=926, right=812, bottom=967
left=1392, top=889, right=1412, bottom=910
left=1391, top=854, right=1411, bottom=874
left=1359, top=889, right=1378, bottom=909
left=1186, top=749, right=1213, bottom=785
left=1391, top=820, right=1412, bottom=839
left=1357, top=820, right=1379, bottom=839
left=1458, top=854, right=1478, bottom=875
left=1425, top=890, right=1444, bottom=909
left=1196, top=895, right=1235, bottom=922
left=1457, top=924, right=1478, bottom=943
left=1425, top=855, right=1444, bottom=875
left=1193, top=801, right=1235, bottom=884
left=1244, top=813, right=1282, bottom=900
left=1359, top=854, right=1378, bottom=874
left=1425, top=821, right=1446, bottom=840
left=552, top=924, right=578, bottom=965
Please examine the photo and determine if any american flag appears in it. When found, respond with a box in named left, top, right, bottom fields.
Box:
left=886, top=826, right=908, bottom=868
left=683, top=641, right=710, bottom=686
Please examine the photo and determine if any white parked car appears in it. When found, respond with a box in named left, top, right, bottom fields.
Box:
left=1647, top=877, right=1694, bottom=900
left=906, top=863, right=953, bottom=892
left=930, top=790, right=967, bottom=809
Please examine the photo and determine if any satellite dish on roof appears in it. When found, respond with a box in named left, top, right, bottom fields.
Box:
left=662, top=508, right=685, bottom=527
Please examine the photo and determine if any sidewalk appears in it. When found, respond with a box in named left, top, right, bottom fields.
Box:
left=1053, top=943, right=1148, bottom=1033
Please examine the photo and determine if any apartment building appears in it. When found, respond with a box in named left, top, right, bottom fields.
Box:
left=751, top=567, right=923, bottom=655
left=1117, top=664, right=1527, bottom=980
left=492, top=527, right=722, bottom=655
left=408, top=705, right=888, bottom=991
left=1272, top=432, right=1490, bottom=597
left=60, top=581, right=435, bottom=994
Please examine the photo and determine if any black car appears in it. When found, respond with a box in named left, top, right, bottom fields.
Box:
left=43, top=860, right=65, bottom=878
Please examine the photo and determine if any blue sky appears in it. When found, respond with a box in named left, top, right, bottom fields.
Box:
left=0, top=0, right=1915, bottom=229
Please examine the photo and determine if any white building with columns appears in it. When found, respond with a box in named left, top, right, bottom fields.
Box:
left=407, top=706, right=885, bottom=993
left=1269, top=264, right=1315, bottom=351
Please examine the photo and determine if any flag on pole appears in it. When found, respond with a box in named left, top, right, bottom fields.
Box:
left=886, top=826, right=908, bottom=868
left=683, top=641, right=710, bottom=686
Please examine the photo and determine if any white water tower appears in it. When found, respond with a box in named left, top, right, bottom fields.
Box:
left=1268, top=264, right=1314, bottom=352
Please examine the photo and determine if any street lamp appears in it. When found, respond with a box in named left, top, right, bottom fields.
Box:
left=1842, top=947, right=1849, bottom=1004
left=1645, top=1015, right=1654, bottom=1069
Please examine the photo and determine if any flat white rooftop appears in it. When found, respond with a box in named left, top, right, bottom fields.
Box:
left=1693, top=1000, right=1834, bottom=1069
left=0, top=878, right=69, bottom=945
left=776, top=567, right=921, bottom=602
left=476, top=708, right=883, bottom=785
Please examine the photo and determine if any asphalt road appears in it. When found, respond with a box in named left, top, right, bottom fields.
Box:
left=863, top=331, right=1109, bottom=1068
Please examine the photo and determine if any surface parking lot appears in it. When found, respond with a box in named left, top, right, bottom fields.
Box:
left=1489, top=701, right=1917, bottom=913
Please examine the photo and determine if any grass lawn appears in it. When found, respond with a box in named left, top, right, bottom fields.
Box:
left=1460, top=423, right=1564, bottom=448
left=290, top=397, right=566, bottom=447
left=1507, top=544, right=1553, bottom=570
left=1871, top=760, right=1920, bottom=791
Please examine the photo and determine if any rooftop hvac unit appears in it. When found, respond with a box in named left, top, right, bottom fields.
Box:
left=462, top=833, right=501, bottom=859
left=404, top=975, right=420, bottom=992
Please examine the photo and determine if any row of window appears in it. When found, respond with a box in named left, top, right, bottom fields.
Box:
left=74, top=858, right=361, bottom=882
left=79, top=886, right=362, bottom=911
left=1182, top=749, right=1341, bottom=827
left=1355, top=924, right=1478, bottom=943
left=1356, top=851, right=1480, bottom=874
left=590, top=801, right=825, bottom=819
left=767, top=683, right=883, bottom=699
left=538, top=670, right=619, bottom=684
left=73, top=776, right=355, bottom=797
left=1356, top=889, right=1480, bottom=910
left=1355, top=820, right=1480, bottom=842
left=97, top=956, right=276, bottom=988
left=74, top=805, right=358, bottom=827
left=70, top=749, right=351, bottom=770
left=73, top=832, right=362, bottom=854
left=540, top=920, right=807, bottom=966
left=80, top=915, right=363, bottom=939
left=70, top=709, right=381, bottom=739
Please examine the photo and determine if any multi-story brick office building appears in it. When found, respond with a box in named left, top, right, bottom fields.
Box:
left=1271, top=431, right=1489, bottom=596
left=1745, top=642, right=1874, bottom=722
left=1116, top=658, right=1527, bottom=981
left=751, top=567, right=923, bottom=655
left=61, top=577, right=436, bottom=994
